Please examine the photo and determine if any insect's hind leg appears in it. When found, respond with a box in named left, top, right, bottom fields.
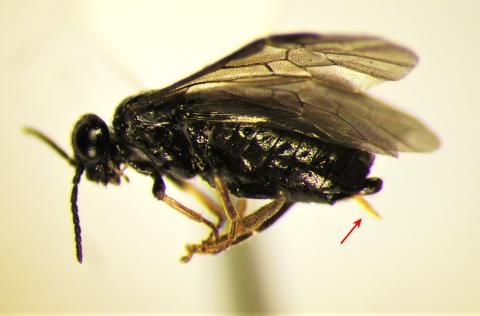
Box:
left=181, top=192, right=290, bottom=262
left=249, top=200, right=294, bottom=233
left=152, top=176, right=218, bottom=240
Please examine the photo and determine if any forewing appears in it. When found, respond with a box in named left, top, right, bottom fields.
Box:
left=168, top=33, right=419, bottom=94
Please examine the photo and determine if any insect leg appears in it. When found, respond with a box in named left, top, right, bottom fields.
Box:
left=236, top=198, right=247, bottom=216
left=240, top=193, right=288, bottom=233
left=254, top=201, right=294, bottom=232
left=180, top=193, right=289, bottom=263
left=213, top=175, right=241, bottom=248
left=152, top=176, right=218, bottom=239
left=166, top=175, right=226, bottom=228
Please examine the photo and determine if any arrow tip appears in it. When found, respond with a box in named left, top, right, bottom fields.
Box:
left=353, top=218, right=362, bottom=228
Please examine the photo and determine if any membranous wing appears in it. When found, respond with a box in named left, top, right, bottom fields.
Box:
left=165, top=33, right=439, bottom=156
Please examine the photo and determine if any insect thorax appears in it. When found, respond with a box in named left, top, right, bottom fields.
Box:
left=113, top=94, right=198, bottom=179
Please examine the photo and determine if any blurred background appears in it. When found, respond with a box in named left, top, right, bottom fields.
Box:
left=1, top=0, right=479, bottom=313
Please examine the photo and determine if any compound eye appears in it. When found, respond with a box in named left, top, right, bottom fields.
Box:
left=73, top=114, right=110, bottom=164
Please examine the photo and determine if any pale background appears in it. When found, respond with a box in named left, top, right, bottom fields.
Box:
left=1, top=0, right=479, bottom=313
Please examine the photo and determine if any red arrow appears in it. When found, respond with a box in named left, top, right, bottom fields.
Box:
left=340, top=218, right=362, bottom=244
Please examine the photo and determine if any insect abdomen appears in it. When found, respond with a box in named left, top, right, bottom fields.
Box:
left=191, top=123, right=377, bottom=203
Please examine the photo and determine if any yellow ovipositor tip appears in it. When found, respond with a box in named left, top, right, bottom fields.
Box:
left=353, top=195, right=382, bottom=220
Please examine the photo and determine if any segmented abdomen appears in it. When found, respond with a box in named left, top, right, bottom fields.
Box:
left=189, top=123, right=375, bottom=203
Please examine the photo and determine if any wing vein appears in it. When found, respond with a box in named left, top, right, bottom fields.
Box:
left=323, top=51, right=416, bottom=67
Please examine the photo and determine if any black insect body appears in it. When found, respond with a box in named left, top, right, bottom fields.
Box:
left=26, top=33, right=439, bottom=263
left=116, top=99, right=381, bottom=202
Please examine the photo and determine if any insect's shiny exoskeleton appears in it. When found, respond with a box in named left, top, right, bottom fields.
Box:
left=26, top=33, right=439, bottom=263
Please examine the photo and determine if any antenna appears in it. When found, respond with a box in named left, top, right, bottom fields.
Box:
left=24, top=127, right=85, bottom=263
left=71, top=165, right=84, bottom=263
left=23, top=127, right=75, bottom=166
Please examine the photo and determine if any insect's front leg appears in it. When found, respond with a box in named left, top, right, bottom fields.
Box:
left=167, top=174, right=248, bottom=235
left=152, top=176, right=219, bottom=240
left=165, top=174, right=226, bottom=229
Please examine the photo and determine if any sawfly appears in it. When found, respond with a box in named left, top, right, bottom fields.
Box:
left=25, top=33, right=439, bottom=262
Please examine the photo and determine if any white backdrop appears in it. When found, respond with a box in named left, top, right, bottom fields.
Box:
left=1, top=0, right=478, bottom=313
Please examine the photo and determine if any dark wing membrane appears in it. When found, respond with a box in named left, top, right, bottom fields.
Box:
left=165, top=33, right=439, bottom=156
left=181, top=81, right=439, bottom=156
